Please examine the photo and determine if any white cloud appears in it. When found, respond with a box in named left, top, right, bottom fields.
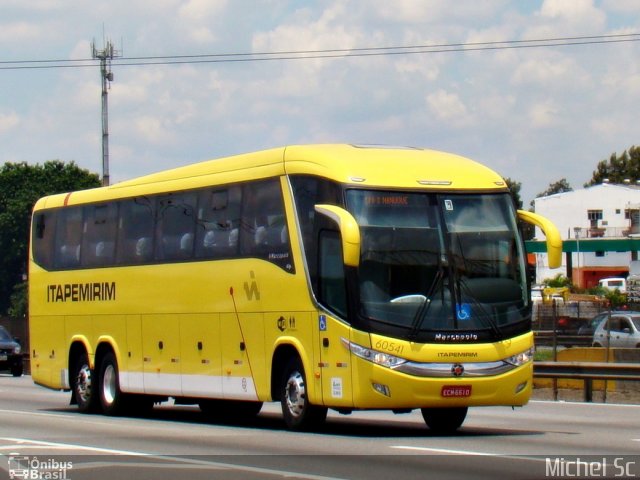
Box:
left=603, top=0, right=640, bottom=13
left=511, top=55, right=589, bottom=88
left=526, top=0, right=607, bottom=37
left=0, top=112, right=20, bottom=133
left=425, top=89, right=471, bottom=127
left=1, top=0, right=640, bottom=207
left=528, top=100, right=561, bottom=128
left=0, top=22, right=40, bottom=43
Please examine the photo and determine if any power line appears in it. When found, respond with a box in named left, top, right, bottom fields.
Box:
left=1, top=32, right=639, bottom=71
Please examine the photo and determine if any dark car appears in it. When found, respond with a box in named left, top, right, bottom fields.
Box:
left=0, top=325, right=23, bottom=377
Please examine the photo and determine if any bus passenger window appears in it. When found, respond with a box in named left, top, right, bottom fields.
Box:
left=195, top=186, right=241, bottom=259
left=82, top=203, right=117, bottom=267
left=54, top=207, right=83, bottom=269
left=156, top=192, right=197, bottom=261
left=32, top=211, right=57, bottom=270
left=240, top=179, right=293, bottom=271
left=116, top=198, right=154, bottom=264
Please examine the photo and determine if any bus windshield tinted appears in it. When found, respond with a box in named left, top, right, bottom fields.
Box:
left=346, top=190, right=529, bottom=342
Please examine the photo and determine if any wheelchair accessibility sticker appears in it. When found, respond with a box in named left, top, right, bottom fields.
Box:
left=456, top=304, right=471, bottom=321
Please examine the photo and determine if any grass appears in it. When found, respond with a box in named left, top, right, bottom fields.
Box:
left=534, top=348, right=556, bottom=361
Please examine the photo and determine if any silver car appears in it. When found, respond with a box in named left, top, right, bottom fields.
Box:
left=592, top=312, right=640, bottom=348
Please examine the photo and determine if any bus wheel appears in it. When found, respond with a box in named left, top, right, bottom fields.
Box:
left=421, top=407, right=467, bottom=434
left=73, top=352, right=97, bottom=413
left=99, top=352, right=124, bottom=416
left=280, top=358, right=327, bottom=431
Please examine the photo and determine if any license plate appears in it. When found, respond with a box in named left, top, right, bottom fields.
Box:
left=441, top=385, right=472, bottom=397
left=0, top=355, right=7, bottom=362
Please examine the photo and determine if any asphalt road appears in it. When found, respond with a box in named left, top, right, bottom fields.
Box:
left=0, top=375, right=639, bottom=479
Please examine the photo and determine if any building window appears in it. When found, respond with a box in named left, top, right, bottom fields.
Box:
left=587, top=209, right=603, bottom=228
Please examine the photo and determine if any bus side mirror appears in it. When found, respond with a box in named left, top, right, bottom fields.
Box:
left=517, top=210, right=562, bottom=269
left=314, top=204, right=361, bottom=268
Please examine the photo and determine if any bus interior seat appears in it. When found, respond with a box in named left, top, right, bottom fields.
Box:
left=59, top=244, right=80, bottom=267
left=179, top=233, right=193, bottom=256
left=136, top=237, right=152, bottom=260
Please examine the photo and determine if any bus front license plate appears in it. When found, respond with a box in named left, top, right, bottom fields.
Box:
left=441, top=385, right=472, bottom=397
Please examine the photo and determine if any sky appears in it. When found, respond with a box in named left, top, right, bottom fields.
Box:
left=1, top=0, right=640, bottom=206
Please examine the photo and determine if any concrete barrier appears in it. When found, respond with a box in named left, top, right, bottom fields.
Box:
left=534, top=348, right=640, bottom=391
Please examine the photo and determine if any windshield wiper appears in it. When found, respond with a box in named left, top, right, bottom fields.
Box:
left=408, top=257, right=446, bottom=339
left=450, top=233, right=503, bottom=339
left=455, top=277, right=502, bottom=339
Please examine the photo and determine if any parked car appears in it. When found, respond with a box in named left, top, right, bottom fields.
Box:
left=592, top=311, right=640, bottom=348
left=0, top=325, right=23, bottom=376
left=578, top=312, right=610, bottom=336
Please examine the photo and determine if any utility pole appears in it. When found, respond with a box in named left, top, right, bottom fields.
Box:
left=91, top=39, right=121, bottom=187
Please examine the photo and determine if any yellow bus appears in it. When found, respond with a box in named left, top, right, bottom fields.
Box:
left=29, top=144, right=561, bottom=432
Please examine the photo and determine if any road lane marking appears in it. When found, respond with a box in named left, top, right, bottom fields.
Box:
left=0, top=437, right=349, bottom=480
left=0, top=437, right=149, bottom=456
left=390, top=445, right=549, bottom=464
left=530, top=400, right=640, bottom=408
left=391, top=446, right=497, bottom=456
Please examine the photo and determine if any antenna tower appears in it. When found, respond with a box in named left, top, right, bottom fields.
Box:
left=91, top=38, right=121, bottom=186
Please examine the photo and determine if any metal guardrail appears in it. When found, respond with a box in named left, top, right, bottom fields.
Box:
left=533, top=361, right=640, bottom=402
left=534, top=331, right=593, bottom=347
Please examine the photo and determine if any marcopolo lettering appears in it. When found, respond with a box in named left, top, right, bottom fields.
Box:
left=47, top=282, right=116, bottom=303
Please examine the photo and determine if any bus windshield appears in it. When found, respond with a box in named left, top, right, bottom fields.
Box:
left=346, top=190, right=529, bottom=342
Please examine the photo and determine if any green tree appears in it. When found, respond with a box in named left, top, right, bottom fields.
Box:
left=543, top=273, right=572, bottom=288
left=504, top=177, right=523, bottom=209
left=530, top=178, right=573, bottom=209
left=584, top=146, right=640, bottom=187
left=536, top=178, right=573, bottom=198
left=0, top=161, right=100, bottom=316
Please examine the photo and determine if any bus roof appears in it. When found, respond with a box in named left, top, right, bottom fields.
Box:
left=34, top=144, right=507, bottom=209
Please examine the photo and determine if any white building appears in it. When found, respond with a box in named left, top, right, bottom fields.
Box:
left=533, top=183, right=640, bottom=287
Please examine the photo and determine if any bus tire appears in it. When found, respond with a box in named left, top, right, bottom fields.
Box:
left=421, top=407, right=467, bottom=434
left=72, top=352, right=98, bottom=413
left=98, top=351, right=125, bottom=416
left=280, top=357, right=327, bottom=431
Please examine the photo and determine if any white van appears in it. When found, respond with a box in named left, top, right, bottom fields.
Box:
left=598, top=277, right=627, bottom=293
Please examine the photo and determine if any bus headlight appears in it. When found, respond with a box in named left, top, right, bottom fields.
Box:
left=505, top=347, right=534, bottom=366
left=341, top=338, right=407, bottom=369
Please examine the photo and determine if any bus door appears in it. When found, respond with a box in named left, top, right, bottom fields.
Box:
left=141, top=314, right=181, bottom=396
left=317, top=230, right=354, bottom=407
left=318, top=314, right=353, bottom=407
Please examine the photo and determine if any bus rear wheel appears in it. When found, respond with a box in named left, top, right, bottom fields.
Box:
left=421, top=407, right=468, bottom=434
left=72, top=352, right=97, bottom=413
left=280, top=358, right=327, bottom=431
left=99, top=352, right=125, bottom=416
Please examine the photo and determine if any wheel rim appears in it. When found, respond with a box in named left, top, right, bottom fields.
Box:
left=284, top=370, right=306, bottom=418
left=76, top=363, right=92, bottom=404
left=102, top=363, right=117, bottom=406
